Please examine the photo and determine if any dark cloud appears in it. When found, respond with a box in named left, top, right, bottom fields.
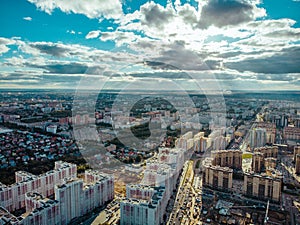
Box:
left=264, top=29, right=300, bottom=39
left=140, top=2, right=174, bottom=28
left=256, top=74, right=298, bottom=82
left=198, top=0, right=258, bottom=28
left=0, top=72, right=41, bottom=81
left=27, top=62, right=89, bottom=74
left=0, top=71, right=81, bottom=88
left=178, top=5, right=198, bottom=25
left=150, top=42, right=212, bottom=70
left=143, top=61, right=179, bottom=70
left=205, top=59, right=223, bottom=70
left=29, top=43, right=72, bottom=57
left=214, top=73, right=237, bottom=80
left=40, top=74, right=82, bottom=83
left=225, top=46, right=300, bottom=74
left=128, top=71, right=190, bottom=79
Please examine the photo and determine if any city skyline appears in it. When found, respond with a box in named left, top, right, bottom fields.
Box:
left=0, top=0, right=300, bottom=90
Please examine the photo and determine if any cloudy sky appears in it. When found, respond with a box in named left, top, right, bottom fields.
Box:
left=0, top=0, right=300, bottom=91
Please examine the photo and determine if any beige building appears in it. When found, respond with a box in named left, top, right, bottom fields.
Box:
left=254, top=146, right=278, bottom=159
left=256, top=122, right=276, bottom=144
left=284, top=126, right=300, bottom=140
left=203, top=165, right=233, bottom=191
left=211, top=149, right=242, bottom=170
left=252, top=152, right=265, bottom=173
left=243, top=172, right=282, bottom=202
left=294, top=146, right=300, bottom=162
left=252, top=152, right=277, bottom=173
left=264, top=157, right=277, bottom=170
left=194, top=136, right=211, bottom=153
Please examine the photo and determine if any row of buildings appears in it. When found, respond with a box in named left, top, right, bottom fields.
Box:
left=203, top=145, right=282, bottom=202
left=120, top=130, right=199, bottom=225
left=248, top=123, right=276, bottom=149
left=176, top=129, right=233, bottom=154
left=0, top=161, right=114, bottom=225
left=120, top=146, right=186, bottom=225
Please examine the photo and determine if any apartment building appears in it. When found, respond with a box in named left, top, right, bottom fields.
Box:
left=243, top=172, right=282, bottom=202
left=211, top=149, right=243, bottom=170
left=203, top=165, right=233, bottom=191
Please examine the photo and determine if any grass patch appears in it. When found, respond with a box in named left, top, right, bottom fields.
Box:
left=242, top=153, right=252, bottom=159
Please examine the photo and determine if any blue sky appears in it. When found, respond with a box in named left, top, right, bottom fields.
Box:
left=0, top=0, right=300, bottom=91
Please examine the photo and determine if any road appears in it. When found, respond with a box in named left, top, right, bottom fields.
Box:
left=167, top=160, right=203, bottom=225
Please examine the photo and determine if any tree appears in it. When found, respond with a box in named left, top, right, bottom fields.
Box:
left=135, top=155, right=143, bottom=163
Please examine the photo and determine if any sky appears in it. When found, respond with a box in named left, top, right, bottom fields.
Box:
left=0, top=0, right=300, bottom=91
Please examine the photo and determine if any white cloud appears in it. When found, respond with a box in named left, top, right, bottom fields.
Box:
left=67, top=30, right=76, bottom=34
left=27, top=0, right=123, bottom=20
left=23, top=16, right=32, bottom=21
left=0, top=37, right=16, bottom=55
left=85, top=30, right=101, bottom=39
left=0, top=37, right=16, bottom=45
left=99, top=31, right=141, bottom=47
left=0, top=45, right=10, bottom=55
left=1, top=1, right=300, bottom=91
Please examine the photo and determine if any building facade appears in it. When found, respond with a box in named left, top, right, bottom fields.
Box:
left=243, top=172, right=282, bottom=202
left=254, top=146, right=278, bottom=159
left=120, top=186, right=166, bottom=225
left=252, top=152, right=265, bottom=173
left=203, top=165, right=233, bottom=191
left=211, top=149, right=243, bottom=170
left=0, top=162, right=113, bottom=225
left=0, top=161, right=77, bottom=212
left=294, top=146, right=300, bottom=162
left=295, top=154, right=300, bottom=174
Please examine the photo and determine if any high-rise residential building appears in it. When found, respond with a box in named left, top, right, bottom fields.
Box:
left=252, top=152, right=277, bottom=173
left=255, top=122, right=276, bottom=144
left=249, top=128, right=267, bottom=149
left=157, top=147, right=184, bottom=168
left=55, top=178, right=83, bottom=224
left=175, top=131, right=194, bottom=150
left=0, top=196, right=60, bottom=225
left=211, top=149, right=243, bottom=170
left=283, top=127, right=300, bottom=140
left=0, top=162, right=113, bottom=225
left=194, top=136, right=211, bottom=153
left=295, top=154, right=300, bottom=174
left=212, top=136, right=230, bottom=151
left=252, top=152, right=265, bottom=173
left=281, top=115, right=289, bottom=128
left=243, top=172, right=282, bottom=202
left=126, top=185, right=158, bottom=200
left=203, top=165, right=233, bottom=191
left=294, top=146, right=300, bottom=162
left=294, top=118, right=300, bottom=128
left=0, top=161, right=77, bottom=212
left=24, top=192, right=60, bottom=225
left=254, top=146, right=278, bottom=159
left=120, top=186, right=166, bottom=225
left=264, top=158, right=277, bottom=170
left=142, top=147, right=185, bottom=200
left=121, top=131, right=193, bottom=225
left=142, top=163, right=173, bottom=199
